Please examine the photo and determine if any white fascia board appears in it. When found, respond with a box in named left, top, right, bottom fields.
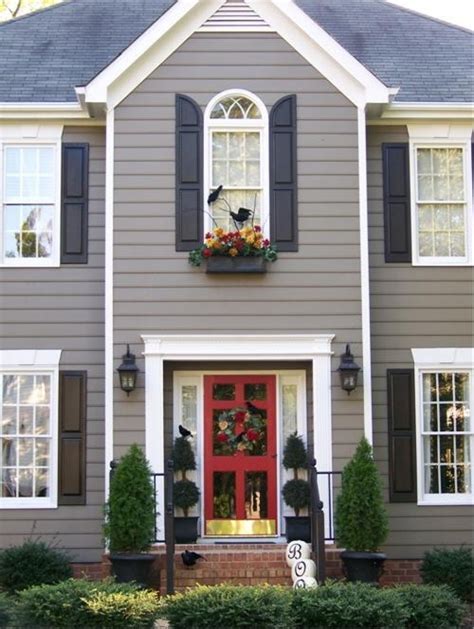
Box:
left=246, top=0, right=392, bottom=107
left=0, top=349, right=62, bottom=367
left=379, top=102, right=474, bottom=121
left=411, top=347, right=474, bottom=368
left=0, top=102, right=90, bottom=120
left=85, top=0, right=223, bottom=108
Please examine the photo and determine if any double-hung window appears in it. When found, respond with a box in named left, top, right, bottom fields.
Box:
left=204, top=90, right=268, bottom=234
left=413, top=348, right=473, bottom=505
left=408, top=125, right=472, bottom=265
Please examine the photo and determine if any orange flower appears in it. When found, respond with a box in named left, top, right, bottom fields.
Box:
left=229, top=247, right=239, bottom=257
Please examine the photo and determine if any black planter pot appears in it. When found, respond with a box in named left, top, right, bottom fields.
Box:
left=284, top=516, right=311, bottom=543
left=206, top=256, right=266, bottom=274
left=109, top=553, right=156, bottom=586
left=175, top=516, right=199, bottom=543
left=340, top=550, right=386, bottom=584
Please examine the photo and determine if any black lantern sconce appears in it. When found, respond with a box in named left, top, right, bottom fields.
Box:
left=117, top=344, right=139, bottom=396
left=337, top=344, right=361, bottom=395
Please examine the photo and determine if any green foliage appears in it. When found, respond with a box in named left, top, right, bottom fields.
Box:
left=0, top=592, right=16, bottom=627
left=0, top=539, right=72, bottom=593
left=159, top=584, right=292, bottom=629
left=173, top=479, right=200, bottom=517
left=421, top=547, right=474, bottom=601
left=172, top=436, right=196, bottom=477
left=393, top=584, right=467, bottom=629
left=291, top=581, right=408, bottom=628
left=335, top=437, right=388, bottom=552
left=282, top=433, right=308, bottom=475
left=104, top=444, right=155, bottom=553
left=282, top=478, right=310, bottom=517
left=15, top=578, right=159, bottom=628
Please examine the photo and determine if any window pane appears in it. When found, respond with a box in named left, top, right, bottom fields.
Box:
left=3, top=375, right=18, bottom=403
left=2, top=407, right=16, bottom=435
left=35, top=468, right=49, bottom=497
left=18, top=468, right=33, bottom=497
left=245, top=471, right=268, bottom=519
left=19, top=376, right=35, bottom=404
left=426, top=465, right=439, bottom=493
left=440, top=466, right=456, bottom=493
left=35, top=407, right=50, bottom=435
left=35, top=439, right=49, bottom=467
left=282, top=384, right=297, bottom=439
left=4, top=205, right=21, bottom=232
left=213, top=471, right=236, bottom=518
left=455, top=373, right=469, bottom=401
left=19, top=407, right=34, bottom=434
left=2, top=438, right=16, bottom=466
left=229, top=161, right=244, bottom=186
left=5, top=147, right=20, bottom=172
left=18, top=438, right=34, bottom=466
left=210, top=96, right=261, bottom=120
left=418, top=175, right=433, bottom=200
left=2, top=468, right=17, bottom=497
left=229, top=133, right=244, bottom=160
left=433, top=232, right=450, bottom=256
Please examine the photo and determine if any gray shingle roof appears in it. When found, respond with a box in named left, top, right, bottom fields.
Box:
left=0, top=0, right=472, bottom=103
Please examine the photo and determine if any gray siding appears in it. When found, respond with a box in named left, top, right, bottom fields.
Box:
left=367, top=125, right=474, bottom=559
left=113, top=32, right=365, bottom=472
left=0, top=127, right=105, bottom=562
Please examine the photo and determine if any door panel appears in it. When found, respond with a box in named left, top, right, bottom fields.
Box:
left=204, top=375, right=277, bottom=536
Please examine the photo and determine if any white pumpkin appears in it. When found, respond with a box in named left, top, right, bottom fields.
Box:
left=293, top=576, right=318, bottom=589
left=285, top=540, right=311, bottom=567
left=291, top=558, right=317, bottom=581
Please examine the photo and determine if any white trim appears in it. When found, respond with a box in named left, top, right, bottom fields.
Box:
left=411, top=347, right=474, bottom=507
left=104, top=108, right=114, bottom=500
left=83, top=0, right=391, bottom=109
left=142, top=334, right=334, bottom=540
left=203, top=89, right=269, bottom=236
left=0, top=350, right=61, bottom=509
left=407, top=125, right=473, bottom=267
left=378, top=102, right=474, bottom=121
left=357, top=106, right=373, bottom=444
left=0, top=102, right=90, bottom=121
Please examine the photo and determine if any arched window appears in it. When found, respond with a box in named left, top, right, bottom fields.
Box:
left=204, top=90, right=268, bottom=234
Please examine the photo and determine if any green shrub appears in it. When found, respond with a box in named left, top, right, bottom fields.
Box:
left=282, top=433, right=310, bottom=516
left=394, top=583, right=467, bottom=628
left=104, top=444, right=155, bottom=553
left=291, top=581, right=408, bottom=629
left=421, top=547, right=474, bottom=601
left=159, top=584, right=292, bottom=629
left=335, top=437, right=388, bottom=552
left=173, top=479, right=200, bottom=517
left=0, top=539, right=72, bottom=593
left=16, top=578, right=159, bottom=628
left=283, top=433, right=308, bottom=472
left=172, top=436, right=199, bottom=517
left=282, top=478, right=310, bottom=516
left=172, top=436, right=197, bottom=477
left=0, top=592, right=16, bottom=627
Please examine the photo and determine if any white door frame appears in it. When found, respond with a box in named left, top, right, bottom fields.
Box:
left=142, top=334, right=334, bottom=541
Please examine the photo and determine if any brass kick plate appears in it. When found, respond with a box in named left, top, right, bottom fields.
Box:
left=205, top=519, right=276, bottom=536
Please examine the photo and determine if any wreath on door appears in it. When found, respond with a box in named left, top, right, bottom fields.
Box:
left=215, top=406, right=267, bottom=455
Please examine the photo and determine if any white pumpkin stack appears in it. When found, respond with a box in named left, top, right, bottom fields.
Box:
left=285, top=540, right=318, bottom=589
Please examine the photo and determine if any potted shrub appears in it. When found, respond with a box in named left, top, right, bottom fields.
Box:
left=335, top=437, right=388, bottom=584
left=104, top=444, right=157, bottom=585
left=173, top=436, right=200, bottom=543
left=282, top=433, right=311, bottom=542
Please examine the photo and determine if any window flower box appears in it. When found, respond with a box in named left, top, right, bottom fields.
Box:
left=206, top=255, right=266, bottom=274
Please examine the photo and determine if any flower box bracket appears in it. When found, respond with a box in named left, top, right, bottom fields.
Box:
left=205, top=256, right=267, bottom=274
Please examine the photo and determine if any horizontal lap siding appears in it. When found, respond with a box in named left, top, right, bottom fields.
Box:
left=0, top=127, right=105, bottom=562
left=367, top=126, right=474, bottom=559
left=113, top=32, right=364, bottom=473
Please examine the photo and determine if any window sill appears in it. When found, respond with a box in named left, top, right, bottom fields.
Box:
left=0, top=498, right=57, bottom=509
left=412, top=258, right=472, bottom=267
left=1, top=261, right=60, bottom=268
left=418, top=496, right=473, bottom=506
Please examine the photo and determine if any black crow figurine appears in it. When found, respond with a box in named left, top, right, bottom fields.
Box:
left=230, top=207, right=253, bottom=227
left=246, top=400, right=263, bottom=417
left=207, top=185, right=223, bottom=205
left=181, top=550, right=205, bottom=567
left=178, top=424, right=192, bottom=438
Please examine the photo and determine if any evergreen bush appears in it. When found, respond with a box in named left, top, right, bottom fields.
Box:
left=393, top=584, right=467, bottom=628
left=0, top=539, right=72, bottom=593
left=335, top=437, right=388, bottom=552
left=104, top=444, right=155, bottom=553
left=421, top=547, right=474, bottom=601
left=174, top=479, right=200, bottom=517
left=172, top=436, right=199, bottom=516
left=0, top=592, right=15, bottom=627
left=282, top=433, right=310, bottom=516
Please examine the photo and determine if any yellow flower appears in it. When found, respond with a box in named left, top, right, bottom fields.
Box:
left=240, top=226, right=253, bottom=237
left=214, top=227, right=224, bottom=238
left=210, top=239, right=221, bottom=249
left=237, top=442, right=246, bottom=451
left=246, top=234, right=256, bottom=245
left=218, top=420, right=228, bottom=430
left=229, top=247, right=239, bottom=257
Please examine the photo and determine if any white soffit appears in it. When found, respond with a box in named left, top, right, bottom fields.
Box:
left=82, top=0, right=392, bottom=109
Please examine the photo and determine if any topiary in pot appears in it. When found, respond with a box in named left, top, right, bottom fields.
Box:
left=282, top=433, right=310, bottom=542
left=104, top=444, right=157, bottom=584
left=335, top=437, right=388, bottom=584
left=172, top=436, right=200, bottom=543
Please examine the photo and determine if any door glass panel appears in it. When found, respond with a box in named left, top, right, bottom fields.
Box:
left=244, top=383, right=267, bottom=401
left=245, top=409, right=267, bottom=456
left=213, top=384, right=235, bottom=400
left=245, top=471, right=268, bottom=519
left=213, top=409, right=234, bottom=455
left=213, top=471, right=236, bottom=519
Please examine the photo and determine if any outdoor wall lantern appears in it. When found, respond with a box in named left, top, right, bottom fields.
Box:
left=117, top=344, right=139, bottom=396
left=337, top=344, right=361, bottom=394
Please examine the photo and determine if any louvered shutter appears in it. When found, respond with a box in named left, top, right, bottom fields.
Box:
left=61, top=143, right=89, bottom=264
left=382, top=143, right=411, bottom=263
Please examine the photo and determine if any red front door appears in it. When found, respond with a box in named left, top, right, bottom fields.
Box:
left=204, top=375, right=277, bottom=536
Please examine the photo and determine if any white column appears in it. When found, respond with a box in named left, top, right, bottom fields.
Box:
left=312, top=349, right=333, bottom=538
left=144, top=350, right=165, bottom=541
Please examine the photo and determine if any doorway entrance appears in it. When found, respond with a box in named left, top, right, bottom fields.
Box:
left=204, top=374, right=277, bottom=536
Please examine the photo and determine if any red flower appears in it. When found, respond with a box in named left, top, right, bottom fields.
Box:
left=217, top=432, right=228, bottom=442
left=235, top=411, right=246, bottom=423
left=203, top=248, right=212, bottom=258
left=254, top=225, right=261, bottom=232
left=247, top=429, right=259, bottom=441
left=263, top=239, right=270, bottom=247
left=205, top=232, right=212, bottom=239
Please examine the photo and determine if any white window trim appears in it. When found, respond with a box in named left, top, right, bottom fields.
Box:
left=0, top=349, right=61, bottom=509
left=411, top=347, right=474, bottom=506
left=407, top=124, right=473, bottom=266
left=172, top=370, right=307, bottom=539
left=0, top=124, right=63, bottom=267
left=203, top=89, right=270, bottom=238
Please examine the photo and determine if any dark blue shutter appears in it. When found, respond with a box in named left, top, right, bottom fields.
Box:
left=387, top=369, right=417, bottom=503
left=61, top=143, right=89, bottom=264
left=175, top=95, right=203, bottom=251
left=270, top=95, right=298, bottom=251
left=382, top=143, right=411, bottom=263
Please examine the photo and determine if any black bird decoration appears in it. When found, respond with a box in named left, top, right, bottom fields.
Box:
left=230, top=207, right=253, bottom=228
left=178, top=424, right=192, bottom=439
left=181, top=550, right=206, bottom=567
left=246, top=400, right=263, bottom=417
left=207, top=185, right=223, bottom=205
